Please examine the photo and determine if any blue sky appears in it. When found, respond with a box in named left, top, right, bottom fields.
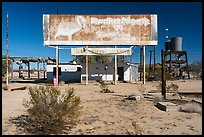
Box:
left=2, top=2, right=202, bottom=69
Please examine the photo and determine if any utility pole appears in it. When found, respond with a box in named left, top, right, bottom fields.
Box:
left=6, top=11, right=9, bottom=89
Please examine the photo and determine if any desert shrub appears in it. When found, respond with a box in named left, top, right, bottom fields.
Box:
left=137, top=84, right=146, bottom=94
left=166, top=85, right=171, bottom=92
left=132, top=121, right=143, bottom=135
left=153, top=82, right=179, bottom=92
left=59, top=81, right=65, bottom=86
left=99, top=81, right=114, bottom=93
left=153, top=82, right=162, bottom=90
left=23, top=85, right=81, bottom=135
left=169, top=83, right=179, bottom=92
left=2, top=84, right=8, bottom=91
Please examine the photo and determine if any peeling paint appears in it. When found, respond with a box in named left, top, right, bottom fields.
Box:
left=43, top=14, right=158, bottom=46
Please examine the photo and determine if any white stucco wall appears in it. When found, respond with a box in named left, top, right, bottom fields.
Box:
left=46, top=64, right=82, bottom=82
left=81, top=62, right=136, bottom=82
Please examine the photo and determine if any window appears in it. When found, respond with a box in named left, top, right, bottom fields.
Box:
left=53, top=67, right=61, bottom=76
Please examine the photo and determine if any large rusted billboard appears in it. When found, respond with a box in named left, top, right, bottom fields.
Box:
left=43, top=14, right=157, bottom=46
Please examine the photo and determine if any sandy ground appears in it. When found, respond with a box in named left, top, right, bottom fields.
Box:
left=2, top=79, right=202, bottom=135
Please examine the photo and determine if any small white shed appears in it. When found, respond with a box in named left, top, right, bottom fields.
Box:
left=46, top=63, right=82, bottom=83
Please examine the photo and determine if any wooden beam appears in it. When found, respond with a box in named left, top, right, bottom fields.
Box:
left=114, top=46, right=117, bottom=85
left=143, top=46, right=146, bottom=84
left=85, top=46, right=89, bottom=85
left=140, top=47, right=143, bottom=81
left=6, top=12, right=9, bottom=88
left=56, top=46, right=59, bottom=85
left=185, top=52, right=190, bottom=79
left=11, top=60, right=13, bottom=79
left=28, top=62, right=30, bottom=78
left=161, top=49, right=166, bottom=100
left=149, top=50, right=152, bottom=78
left=37, top=61, right=40, bottom=79
left=43, top=61, right=45, bottom=79
left=153, top=46, right=156, bottom=79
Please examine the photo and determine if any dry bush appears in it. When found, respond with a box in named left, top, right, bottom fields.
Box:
left=179, top=102, right=202, bottom=114
left=59, top=81, right=65, bottom=86
left=137, top=84, right=146, bottom=94
left=153, top=82, right=162, bottom=90
left=154, top=82, right=179, bottom=92
left=23, top=85, right=81, bottom=135
left=99, top=81, right=114, bottom=93
left=132, top=121, right=143, bottom=135
left=2, top=85, right=8, bottom=91
left=169, top=82, right=179, bottom=92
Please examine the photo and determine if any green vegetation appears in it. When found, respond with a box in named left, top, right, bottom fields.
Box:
left=23, top=86, right=81, bottom=134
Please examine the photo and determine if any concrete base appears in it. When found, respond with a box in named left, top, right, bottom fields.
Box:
left=156, top=101, right=179, bottom=112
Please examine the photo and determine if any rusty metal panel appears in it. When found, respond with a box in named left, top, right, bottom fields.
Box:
left=71, top=48, right=132, bottom=55
left=43, top=14, right=157, bottom=46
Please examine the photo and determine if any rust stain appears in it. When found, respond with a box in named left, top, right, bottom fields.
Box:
left=43, top=14, right=157, bottom=45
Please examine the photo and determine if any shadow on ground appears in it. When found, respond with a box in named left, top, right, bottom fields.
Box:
left=9, top=114, right=45, bottom=135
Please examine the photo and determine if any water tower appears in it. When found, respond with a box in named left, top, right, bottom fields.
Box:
left=164, top=29, right=190, bottom=80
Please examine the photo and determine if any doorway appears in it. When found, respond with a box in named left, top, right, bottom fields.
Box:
left=117, top=67, right=124, bottom=81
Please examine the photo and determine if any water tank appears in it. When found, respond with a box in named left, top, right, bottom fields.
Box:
left=170, top=37, right=182, bottom=51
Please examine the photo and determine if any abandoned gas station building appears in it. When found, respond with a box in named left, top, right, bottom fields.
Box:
left=46, top=61, right=138, bottom=83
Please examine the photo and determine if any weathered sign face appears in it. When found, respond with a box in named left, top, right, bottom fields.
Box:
left=43, top=14, right=157, bottom=46
left=71, top=48, right=132, bottom=55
